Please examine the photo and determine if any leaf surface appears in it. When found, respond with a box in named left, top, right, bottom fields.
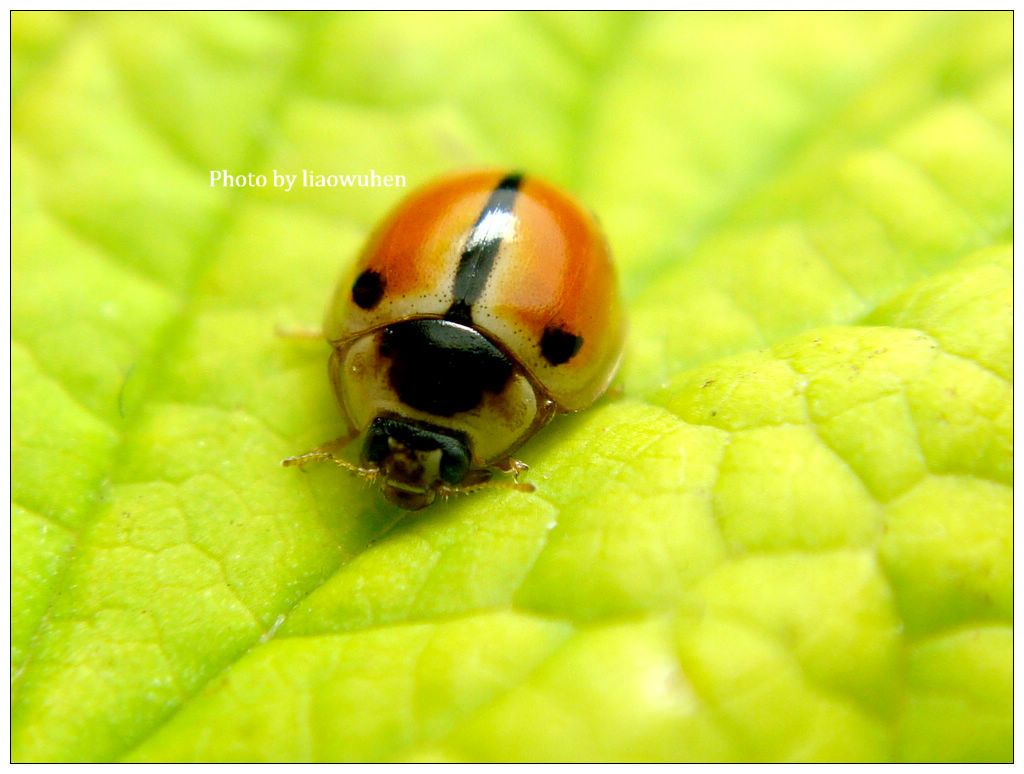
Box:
left=11, top=11, right=1011, bottom=762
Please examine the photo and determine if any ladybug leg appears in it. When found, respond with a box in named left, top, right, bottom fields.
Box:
left=274, top=323, right=324, bottom=340
left=460, top=469, right=494, bottom=487
left=435, top=465, right=536, bottom=500
left=437, top=476, right=536, bottom=500
left=282, top=432, right=357, bottom=469
left=493, top=456, right=530, bottom=482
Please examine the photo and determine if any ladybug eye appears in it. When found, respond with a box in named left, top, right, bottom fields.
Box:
left=352, top=269, right=385, bottom=309
left=362, top=422, right=391, bottom=464
left=540, top=326, right=583, bottom=365
left=439, top=445, right=470, bottom=485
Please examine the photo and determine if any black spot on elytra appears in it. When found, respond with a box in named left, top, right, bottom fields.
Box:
left=352, top=269, right=385, bottom=309
left=540, top=326, right=583, bottom=365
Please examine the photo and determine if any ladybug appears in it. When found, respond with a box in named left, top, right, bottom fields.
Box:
left=284, top=170, right=625, bottom=510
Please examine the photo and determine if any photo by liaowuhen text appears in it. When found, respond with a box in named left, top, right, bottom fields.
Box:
left=209, top=169, right=407, bottom=191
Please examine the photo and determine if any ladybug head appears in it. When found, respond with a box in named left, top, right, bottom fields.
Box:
left=361, top=414, right=471, bottom=511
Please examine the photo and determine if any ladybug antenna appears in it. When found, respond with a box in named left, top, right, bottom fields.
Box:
left=282, top=451, right=379, bottom=481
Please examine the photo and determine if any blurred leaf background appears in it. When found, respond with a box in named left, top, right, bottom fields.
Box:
left=11, top=11, right=1011, bottom=762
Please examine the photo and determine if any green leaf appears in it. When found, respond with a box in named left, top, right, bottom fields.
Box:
left=12, top=10, right=1011, bottom=762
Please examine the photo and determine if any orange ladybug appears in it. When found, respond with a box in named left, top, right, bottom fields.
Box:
left=284, top=170, right=625, bottom=510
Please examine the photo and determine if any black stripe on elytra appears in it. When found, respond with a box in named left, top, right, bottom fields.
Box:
left=445, top=173, right=523, bottom=325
